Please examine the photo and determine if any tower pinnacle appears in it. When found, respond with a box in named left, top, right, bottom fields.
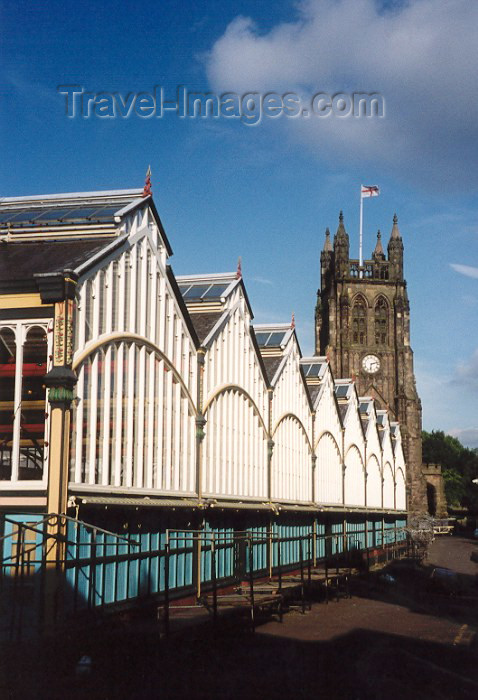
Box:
left=373, top=230, right=385, bottom=259
left=388, top=213, right=404, bottom=280
left=390, top=213, right=401, bottom=239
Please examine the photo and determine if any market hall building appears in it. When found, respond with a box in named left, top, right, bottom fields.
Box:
left=0, top=184, right=407, bottom=631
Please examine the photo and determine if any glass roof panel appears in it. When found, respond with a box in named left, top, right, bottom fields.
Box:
left=182, top=284, right=211, bottom=299
left=301, top=364, right=311, bottom=375
left=335, top=385, right=349, bottom=398
left=254, top=332, right=270, bottom=345
left=1, top=210, right=44, bottom=223
left=265, top=332, right=286, bottom=346
left=201, top=284, right=229, bottom=299
left=89, top=206, right=122, bottom=219
left=33, top=208, right=77, bottom=221
left=0, top=211, right=27, bottom=224
left=306, top=364, right=322, bottom=377
left=61, top=207, right=105, bottom=219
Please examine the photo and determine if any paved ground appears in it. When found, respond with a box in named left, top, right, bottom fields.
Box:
left=3, top=536, right=478, bottom=699
left=427, top=533, right=478, bottom=575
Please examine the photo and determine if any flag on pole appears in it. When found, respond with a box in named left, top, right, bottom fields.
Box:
left=359, top=184, right=380, bottom=272
left=361, top=185, right=380, bottom=198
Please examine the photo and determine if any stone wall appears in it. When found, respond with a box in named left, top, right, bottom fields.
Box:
left=422, top=463, right=448, bottom=517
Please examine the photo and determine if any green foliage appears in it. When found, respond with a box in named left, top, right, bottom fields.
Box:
left=441, top=469, right=464, bottom=506
left=422, top=430, right=478, bottom=511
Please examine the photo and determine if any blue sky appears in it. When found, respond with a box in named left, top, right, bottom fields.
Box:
left=2, top=0, right=478, bottom=446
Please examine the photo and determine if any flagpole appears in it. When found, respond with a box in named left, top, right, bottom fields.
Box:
left=359, top=185, right=364, bottom=278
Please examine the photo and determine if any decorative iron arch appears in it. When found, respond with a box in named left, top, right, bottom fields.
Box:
left=271, top=412, right=312, bottom=452
left=344, top=443, right=365, bottom=472
left=72, top=331, right=197, bottom=415
left=366, top=453, right=380, bottom=475
left=395, top=466, right=405, bottom=485
left=383, top=461, right=394, bottom=480
left=314, top=429, right=342, bottom=456
left=203, top=383, right=269, bottom=437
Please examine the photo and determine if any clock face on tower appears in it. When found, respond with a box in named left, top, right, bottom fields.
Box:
left=362, top=354, right=381, bottom=374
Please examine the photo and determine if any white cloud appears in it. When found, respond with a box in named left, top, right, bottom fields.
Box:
left=4, top=70, right=57, bottom=103
left=450, top=263, right=478, bottom=280
left=205, top=0, right=478, bottom=189
left=455, top=348, right=478, bottom=388
left=447, top=428, right=478, bottom=449
left=251, top=276, right=273, bottom=285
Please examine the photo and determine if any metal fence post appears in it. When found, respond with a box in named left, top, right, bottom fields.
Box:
left=211, top=535, right=217, bottom=623
left=277, top=535, right=282, bottom=593
left=164, top=536, right=170, bottom=636
left=248, top=537, right=255, bottom=632
left=299, top=537, right=305, bottom=614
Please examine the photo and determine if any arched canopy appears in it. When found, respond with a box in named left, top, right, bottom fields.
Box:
left=366, top=454, right=382, bottom=508
left=315, top=431, right=342, bottom=504
left=344, top=444, right=365, bottom=506
left=383, top=462, right=395, bottom=509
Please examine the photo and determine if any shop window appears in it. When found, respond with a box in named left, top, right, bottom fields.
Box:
left=0, top=328, right=16, bottom=480
left=19, top=327, right=48, bottom=479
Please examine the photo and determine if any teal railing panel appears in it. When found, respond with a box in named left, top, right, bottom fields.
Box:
left=200, top=525, right=235, bottom=584
left=315, top=522, right=326, bottom=559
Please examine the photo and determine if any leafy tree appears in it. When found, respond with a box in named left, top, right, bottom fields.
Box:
left=422, top=430, right=478, bottom=511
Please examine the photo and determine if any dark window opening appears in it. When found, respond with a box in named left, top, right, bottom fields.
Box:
left=374, top=297, right=388, bottom=345
left=352, top=298, right=367, bottom=345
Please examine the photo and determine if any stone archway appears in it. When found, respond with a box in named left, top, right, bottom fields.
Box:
left=426, top=482, right=437, bottom=516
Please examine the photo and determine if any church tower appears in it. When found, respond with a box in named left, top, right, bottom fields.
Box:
left=315, top=213, right=426, bottom=513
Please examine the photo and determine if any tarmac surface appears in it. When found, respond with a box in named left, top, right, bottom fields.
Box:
left=3, top=535, right=478, bottom=699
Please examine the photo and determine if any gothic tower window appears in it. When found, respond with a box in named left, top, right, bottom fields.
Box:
left=375, top=297, right=388, bottom=345
left=352, top=297, right=367, bottom=344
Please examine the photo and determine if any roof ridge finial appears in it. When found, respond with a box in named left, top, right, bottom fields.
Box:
left=291, top=312, right=295, bottom=329
left=393, top=213, right=398, bottom=225
left=339, top=210, right=344, bottom=223
left=323, top=227, right=332, bottom=252
left=142, top=165, right=152, bottom=197
left=236, top=256, right=242, bottom=280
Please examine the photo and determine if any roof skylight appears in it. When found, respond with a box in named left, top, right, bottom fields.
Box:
left=255, top=330, right=287, bottom=347
left=179, top=283, right=230, bottom=301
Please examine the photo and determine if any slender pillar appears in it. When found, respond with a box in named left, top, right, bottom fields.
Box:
left=267, top=387, right=274, bottom=502
left=35, top=270, right=78, bottom=630
left=195, top=349, right=206, bottom=499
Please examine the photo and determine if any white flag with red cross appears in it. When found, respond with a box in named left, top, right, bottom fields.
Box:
left=361, top=185, right=380, bottom=198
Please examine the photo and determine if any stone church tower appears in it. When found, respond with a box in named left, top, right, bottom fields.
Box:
left=315, top=212, right=426, bottom=512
